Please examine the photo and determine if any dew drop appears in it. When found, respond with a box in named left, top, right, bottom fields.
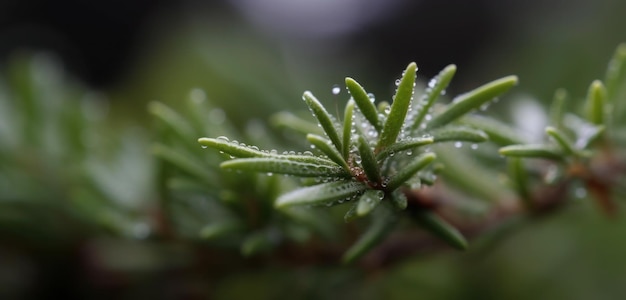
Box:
left=428, top=79, right=437, bottom=88
left=471, top=144, right=478, bottom=150
left=201, top=145, right=208, bottom=149
left=332, top=84, right=341, bottom=95
left=389, top=151, right=395, bottom=157
left=216, top=136, right=229, bottom=141
left=266, top=172, right=273, bottom=176
left=367, top=93, right=376, bottom=102
left=382, top=178, right=390, bottom=187
left=395, top=79, right=401, bottom=86
left=406, top=150, right=413, bottom=156
left=425, top=114, right=432, bottom=121
left=409, top=180, right=421, bottom=190
left=454, top=141, right=463, bottom=148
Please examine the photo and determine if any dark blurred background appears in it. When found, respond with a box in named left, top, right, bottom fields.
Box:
left=3, top=0, right=623, bottom=107
left=1, top=0, right=626, bottom=299
left=2, top=0, right=512, bottom=88
left=0, top=0, right=172, bottom=88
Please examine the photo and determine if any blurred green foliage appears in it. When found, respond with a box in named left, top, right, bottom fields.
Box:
left=1, top=2, right=626, bottom=299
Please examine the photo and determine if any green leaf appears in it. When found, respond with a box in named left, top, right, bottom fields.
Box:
left=344, top=202, right=359, bottom=223
left=411, top=64, right=457, bottom=132
left=419, top=173, right=437, bottom=186
left=549, top=89, right=567, bottom=129
left=428, top=75, right=518, bottom=129
left=604, top=43, right=626, bottom=103
left=198, top=137, right=338, bottom=166
left=410, top=210, right=468, bottom=250
left=357, top=190, right=385, bottom=217
left=430, top=126, right=488, bottom=143
left=275, top=180, right=368, bottom=208
left=378, top=62, right=418, bottom=150
left=376, top=137, right=434, bottom=160
left=199, top=137, right=264, bottom=158
left=273, top=152, right=341, bottom=167
left=386, top=153, right=437, bottom=191
left=302, top=91, right=343, bottom=152
left=343, top=99, right=355, bottom=160
left=149, top=101, right=195, bottom=141
left=9, top=55, right=39, bottom=143
left=358, top=135, right=382, bottom=184
left=563, top=114, right=605, bottom=149
left=391, top=190, right=408, bottom=210
left=460, top=115, right=529, bottom=146
left=345, top=77, right=382, bottom=131
left=499, top=144, right=564, bottom=160
left=342, top=208, right=397, bottom=264
left=307, top=134, right=349, bottom=171
left=507, top=158, right=532, bottom=209
left=585, top=80, right=607, bottom=125
left=545, top=126, right=577, bottom=156
left=579, top=125, right=605, bottom=150
left=221, top=157, right=347, bottom=177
